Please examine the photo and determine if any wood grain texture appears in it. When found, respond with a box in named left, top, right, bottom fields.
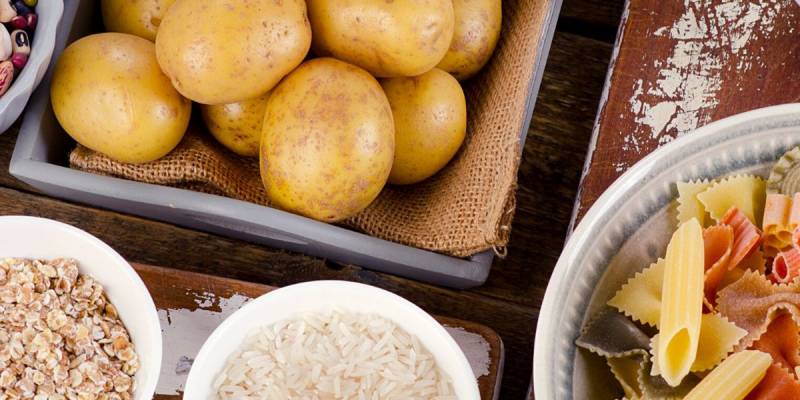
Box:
left=561, top=0, right=625, bottom=29
left=559, top=0, right=626, bottom=42
left=133, top=263, right=502, bottom=399
left=576, top=0, right=800, bottom=222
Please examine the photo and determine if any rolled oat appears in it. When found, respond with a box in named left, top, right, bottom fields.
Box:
left=0, top=258, right=139, bottom=399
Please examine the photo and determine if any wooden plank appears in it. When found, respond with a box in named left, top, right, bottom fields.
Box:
left=0, top=20, right=619, bottom=400
left=559, top=0, right=626, bottom=42
left=561, top=0, right=625, bottom=30
left=0, top=30, right=616, bottom=399
left=134, top=263, right=503, bottom=399
left=511, top=31, right=615, bottom=302
left=0, top=185, right=535, bottom=398
left=575, top=0, right=800, bottom=223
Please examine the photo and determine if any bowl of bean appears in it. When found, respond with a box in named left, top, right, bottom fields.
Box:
left=0, top=0, right=62, bottom=134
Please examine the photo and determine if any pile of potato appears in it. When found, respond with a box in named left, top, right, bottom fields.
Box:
left=50, top=0, right=501, bottom=222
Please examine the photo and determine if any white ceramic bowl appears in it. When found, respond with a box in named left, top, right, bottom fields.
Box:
left=185, top=280, right=480, bottom=399
left=0, top=0, right=63, bottom=133
left=533, top=103, right=800, bottom=399
left=0, top=216, right=162, bottom=399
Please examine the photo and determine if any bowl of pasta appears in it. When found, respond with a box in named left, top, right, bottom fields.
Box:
left=534, top=103, right=800, bottom=399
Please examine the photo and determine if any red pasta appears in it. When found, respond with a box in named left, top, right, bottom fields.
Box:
left=723, top=207, right=763, bottom=270
left=703, top=225, right=734, bottom=309
left=790, top=193, right=800, bottom=230
left=745, top=364, right=800, bottom=400
left=770, top=248, right=800, bottom=284
left=750, top=313, right=800, bottom=372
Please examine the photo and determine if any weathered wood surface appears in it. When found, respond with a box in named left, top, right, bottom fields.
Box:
left=134, top=263, right=503, bottom=399
left=0, top=0, right=623, bottom=398
left=575, top=0, right=800, bottom=222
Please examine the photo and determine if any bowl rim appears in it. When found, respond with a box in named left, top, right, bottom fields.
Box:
left=533, top=103, right=800, bottom=399
left=185, top=280, right=480, bottom=399
left=0, top=215, right=162, bottom=399
left=0, top=0, right=64, bottom=113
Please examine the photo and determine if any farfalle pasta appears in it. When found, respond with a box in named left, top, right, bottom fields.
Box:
left=750, top=314, right=800, bottom=373
left=576, top=146, right=800, bottom=399
left=746, top=364, right=800, bottom=399
left=697, top=175, right=766, bottom=226
left=677, top=180, right=712, bottom=225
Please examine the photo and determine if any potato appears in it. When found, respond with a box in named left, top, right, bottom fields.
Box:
left=308, top=0, right=454, bottom=78
left=51, top=33, right=191, bottom=164
left=101, top=0, right=176, bottom=41
left=261, top=58, right=395, bottom=222
left=381, top=68, right=466, bottom=185
left=155, top=0, right=311, bottom=105
left=436, top=0, right=502, bottom=80
left=200, top=92, right=270, bottom=157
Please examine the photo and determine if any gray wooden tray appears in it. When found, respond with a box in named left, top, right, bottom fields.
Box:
left=9, top=0, right=561, bottom=289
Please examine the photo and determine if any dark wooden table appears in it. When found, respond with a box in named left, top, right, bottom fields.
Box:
left=0, top=1, right=624, bottom=398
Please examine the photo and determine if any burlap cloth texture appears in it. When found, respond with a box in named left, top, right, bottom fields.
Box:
left=69, top=0, right=542, bottom=258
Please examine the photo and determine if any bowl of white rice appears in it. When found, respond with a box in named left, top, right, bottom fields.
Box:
left=183, top=280, right=480, bottom=399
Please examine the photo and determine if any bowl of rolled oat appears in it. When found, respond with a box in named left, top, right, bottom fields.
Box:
left=0, top=216, right=161, bottom=399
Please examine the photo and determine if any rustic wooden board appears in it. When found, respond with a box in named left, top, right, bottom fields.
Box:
left=0, top=27, right=615, bottom=399
left=0, top=1, right=622, bottom=398
left=132, top=263, right=504, bottom=399
left=575, top=0, right=800, bottom=223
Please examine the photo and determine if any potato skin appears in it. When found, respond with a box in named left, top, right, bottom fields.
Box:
left=381, top=68, right=466, bottom=185
left=308, top=0, right=455, bottom=78
left=261, top=58, right=395, bottom=222
left=200, top=92, right=270, bottom=157
left=51, top=33, right=191, bottom=164
left=437, top=0, right=502, bottom=80
left=155, top=0, right=311, bottom=105
left=101, top=0, right=176, bottom=41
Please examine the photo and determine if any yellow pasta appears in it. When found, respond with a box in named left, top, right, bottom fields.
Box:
left=763, top=193, right=793, bottom=254
left=656, top=218, right=704, bottom=387
left=610, top=256, right=746, bottom=374
left=692, top=314, right=747, bottom=371
left=676, top=180, right=712, bottom=225
left=696, top=175, right=767, bottom=226
left=607, top=258, right=665, bottom=327
left=650, top=313, right=746, bottom=376
left=607, top=356, right=642, bottom=400
left=682, top=350, right=771, bottom=400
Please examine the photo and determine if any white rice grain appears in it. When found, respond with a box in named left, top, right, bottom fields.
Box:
left=213, top=310, right=456, bottom=399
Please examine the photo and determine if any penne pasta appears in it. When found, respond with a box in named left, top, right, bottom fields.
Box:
left=763, top=193, right=793, bottom=254
left=793, top=226, right=800, bottom=252
left=656, top=218, right=704, bottom=386
left=683, top=350, right=771, bottom=400
left=769, top=248, right=800, bottom=284
left=790, top=193, right=800, bottom=230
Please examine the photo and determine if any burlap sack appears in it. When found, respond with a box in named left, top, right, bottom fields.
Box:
left=70, top=0, right=541, bottom=258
